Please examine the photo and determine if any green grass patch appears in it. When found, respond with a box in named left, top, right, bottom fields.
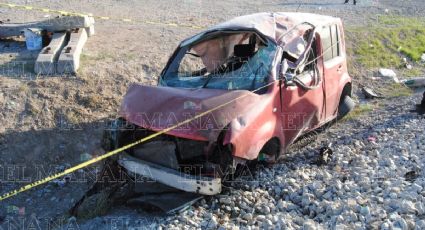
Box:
left=347, top=15, right=425, bottom=68
left=343, top=103, right=375, bottom=121
left=380, top=83, right=413, bottom=98
left=400, top=68, right=423, bottom=78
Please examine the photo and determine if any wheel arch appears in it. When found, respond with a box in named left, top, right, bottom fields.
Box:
left=341, top=82, right=352, bottom=98
left=259, top=136, right=282, bottom=159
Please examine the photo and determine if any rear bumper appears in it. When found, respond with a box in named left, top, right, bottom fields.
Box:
left=118, top=153, right=222, bottom=195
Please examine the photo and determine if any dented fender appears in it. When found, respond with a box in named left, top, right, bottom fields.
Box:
left=223, top=94, right=280, bottom=160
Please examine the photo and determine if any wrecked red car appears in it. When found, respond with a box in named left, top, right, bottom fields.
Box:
left=104, top=12, right=354, bottom=197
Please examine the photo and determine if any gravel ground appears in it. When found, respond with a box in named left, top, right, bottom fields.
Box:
left=1, top=0, right=425, bottom=229
left=156, top=94, right=425, bottom=230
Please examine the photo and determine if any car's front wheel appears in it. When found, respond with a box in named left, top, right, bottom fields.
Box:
left=337, top=95, right=355, bottom=119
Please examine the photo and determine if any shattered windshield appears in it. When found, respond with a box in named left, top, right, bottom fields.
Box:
left=160, top=32, right=276, bottom=91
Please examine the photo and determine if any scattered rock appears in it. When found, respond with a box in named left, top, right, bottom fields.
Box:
left=207, top=216, right=218, bottom=229
left=219, top=197, right=232, bottom=205
left=360, top=206, right=371, bottom=216
left=378, top=68, right=399, bottom=82
left=416, top=220, right=425, bottom=229
left=392, top=218, right=408, bottom=230
left=398, top=200, right=417, bottom=214
left=303, top=220, right=318, bottom=230
left=242, top=213, right=253, bottom=221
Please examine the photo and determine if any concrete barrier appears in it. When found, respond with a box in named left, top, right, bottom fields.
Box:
left=34, top=32, right=68, bottom=75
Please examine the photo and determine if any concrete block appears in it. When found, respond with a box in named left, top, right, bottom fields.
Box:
left=0, top=15, right=94, bottom=38
left=57, top=28, right=88, bottom=74
left=34, top=32, right=67, bottom=75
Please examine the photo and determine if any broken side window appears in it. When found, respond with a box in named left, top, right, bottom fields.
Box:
left=294, top=37, right=320, bottom=86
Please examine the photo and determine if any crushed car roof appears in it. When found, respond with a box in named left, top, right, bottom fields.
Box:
left=182, top=12, right=340, bottom=48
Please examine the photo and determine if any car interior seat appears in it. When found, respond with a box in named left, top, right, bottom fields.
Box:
left=230, top=44, right=256, bottom=71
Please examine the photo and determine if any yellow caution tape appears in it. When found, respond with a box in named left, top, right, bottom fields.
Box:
left=0, top=2, right=205, bottom=29
left=0, top=81, right=277, bottom=201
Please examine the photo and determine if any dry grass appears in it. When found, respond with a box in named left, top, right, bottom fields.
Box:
left=65, top=110, right=83, bottom=124
left=79, top=94, right=102, bottom=109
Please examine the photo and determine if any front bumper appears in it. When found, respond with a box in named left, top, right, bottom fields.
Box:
left=118, top=153, right=222, bottom=195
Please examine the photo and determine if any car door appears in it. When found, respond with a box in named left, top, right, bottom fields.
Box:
left=321, top=24, right=345, bottom=120
left=279, top=37, right=325, bottom=147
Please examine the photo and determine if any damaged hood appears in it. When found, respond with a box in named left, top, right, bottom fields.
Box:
left=119, top=84, right=263, bottom=141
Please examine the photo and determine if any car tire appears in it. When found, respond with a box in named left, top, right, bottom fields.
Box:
left=337, top=95, right=355, bottom=119
left=259, top=139, right=280, bottom=164
left=248, top=138, right=280, bottom=168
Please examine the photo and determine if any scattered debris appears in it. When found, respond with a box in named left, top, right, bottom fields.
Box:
left=127, top=192, right=203, bottom=214
left=402, top=58, right=412, bottom=69
left=23, top=28, right=42, bottom=50
left=378, top=68, right=399, bottom=83
left=403, top=58, right=413, bottom=69
left=405, top=170, right=419, bottom=182
left=413, top=91, right=425, bottom=115
left=317, top=144, right=333, bottom=165
left=401, top=77, right=425, bottom=88
left=367, top=136, right=377, bottom=142
left=361, top=86, right=384, bottom=99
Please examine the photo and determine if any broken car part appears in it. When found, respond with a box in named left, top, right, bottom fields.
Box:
left=317, top=144, right=333, bottom=165
left=118, top=153, right=222, bottom=195
left=127, top=192, right=203, bottom=214
left=405, top=170, right=420, bottom=182
left=402, top=77, right=425, bottom=88
left=361, top=86, right=384, bottom=99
